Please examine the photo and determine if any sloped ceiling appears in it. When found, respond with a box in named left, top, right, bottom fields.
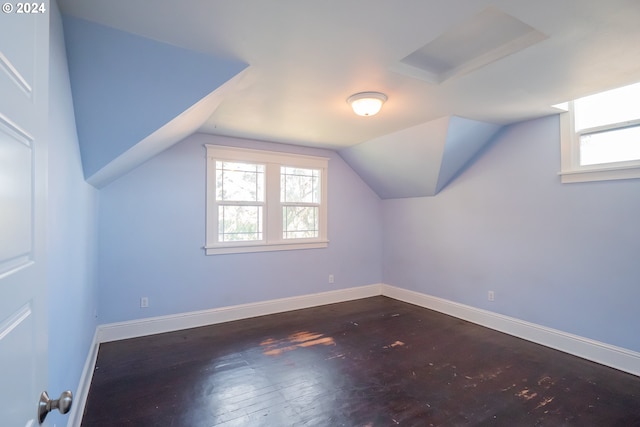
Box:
left=340, top=117, right=502, bottom=198
left=57, top=0, right=640, bottom=193
left=58, top=0, right=640, bottom=148
left=63, top=16, right=249, bottom=187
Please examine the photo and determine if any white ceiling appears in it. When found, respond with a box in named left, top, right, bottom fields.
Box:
left=57, top=0, right=640, bottom=150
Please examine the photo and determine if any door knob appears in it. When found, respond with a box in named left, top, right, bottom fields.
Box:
left=38, top=390, right=73, bottom=424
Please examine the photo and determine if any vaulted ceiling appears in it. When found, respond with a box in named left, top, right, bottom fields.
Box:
left=58, top=0, right=640, bottom=195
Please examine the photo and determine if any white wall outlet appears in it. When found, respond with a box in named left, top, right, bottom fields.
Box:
left=140, top=297, right=149, bottom=308
left=328, top=274, right=334, bottom=284
left=488, top=291, right=495, bottom=301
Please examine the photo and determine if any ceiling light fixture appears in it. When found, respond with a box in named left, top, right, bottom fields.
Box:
left=347, top=92, right=388, bottom=116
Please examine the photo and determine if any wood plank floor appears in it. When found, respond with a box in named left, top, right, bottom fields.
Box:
left=81, top=296, right=640, bottom=426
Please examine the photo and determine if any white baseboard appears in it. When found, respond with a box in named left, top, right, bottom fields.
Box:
left=71, top=285, right=380, bottom=425
left=381, top=284, right=640, bottom=377
left=94, top=283, right=640, bottom=374
left=74, top=282, right=639, bottom=426
left=97, top=284, right=383, bottom=343
left=68, top=329, right=100, bottom=427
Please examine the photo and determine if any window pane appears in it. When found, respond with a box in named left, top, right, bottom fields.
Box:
left=216, top=161, right=265, bottom=202
left=218, top=205, right=263, bottom=241
left=574, top=82, right=640, bottom=131
left=283, top=206, right=318, bottom=239
left=580, top=125, right=640, bottom=166
left=281, top=167, right=320, bottom=203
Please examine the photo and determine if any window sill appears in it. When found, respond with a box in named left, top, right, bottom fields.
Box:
left=204, top=240, right=329, bottom=255
left=559, top=164, right=640, bottom=183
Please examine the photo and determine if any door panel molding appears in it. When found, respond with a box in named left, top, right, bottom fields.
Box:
left=0, top=51, right=32, bottom=96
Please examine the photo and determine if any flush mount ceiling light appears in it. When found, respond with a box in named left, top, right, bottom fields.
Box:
left=347, top=92, right=388, bottom=116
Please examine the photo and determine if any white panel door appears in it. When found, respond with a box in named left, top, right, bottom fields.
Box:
left=0, top=3, right=50, bottom=426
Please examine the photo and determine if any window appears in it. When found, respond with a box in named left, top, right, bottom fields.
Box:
left=558, top=81, right=640, bottom=183
left=216, top=161, right=264, bottom=242
left=205, top=145, right=329, bottom=255
left=281, top=167, right=322, bottom=239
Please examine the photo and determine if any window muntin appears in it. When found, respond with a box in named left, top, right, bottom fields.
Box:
left=282, top=206, right=318, bottom=239
left=206, top=145, right=328, bottom=255
left=216, top=161, right=265, bottom=242
left=281, top=167, right=320, bottom=204
left=281, top=167, right=321, bottom=240
left=216, top=161, right=264, bottom=203
left=218, top=205, right=263, bottom=242
left=558, top=81, right=640, bottom=183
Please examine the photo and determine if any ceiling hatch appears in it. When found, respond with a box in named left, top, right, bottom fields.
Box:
left=392, top=6, right=548, bottom=84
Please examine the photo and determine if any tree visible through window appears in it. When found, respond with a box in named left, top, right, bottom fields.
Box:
left=216, top=161, right=264, bottom=242
left=281, top=167, right=320, bottom=239
left=205, top=145, right=329, bottom=255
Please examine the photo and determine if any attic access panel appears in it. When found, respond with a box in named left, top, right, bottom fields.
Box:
left=394, top=7, right=547, bottom=84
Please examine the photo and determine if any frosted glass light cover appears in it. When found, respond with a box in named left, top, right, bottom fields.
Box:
left=348, top=92, right=387, bottom=116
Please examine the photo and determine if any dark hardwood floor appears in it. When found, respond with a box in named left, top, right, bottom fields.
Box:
left=81, top=296, right=640, bottom=426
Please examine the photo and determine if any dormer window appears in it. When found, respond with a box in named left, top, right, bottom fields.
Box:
left=558, top=82, right=640, bottom=183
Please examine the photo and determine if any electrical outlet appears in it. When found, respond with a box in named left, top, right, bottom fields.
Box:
left=488, top=291, right=495, bottom=302
left=328, top=274, right=334, bottom=284
left=140, top=297, right=149, bottom=308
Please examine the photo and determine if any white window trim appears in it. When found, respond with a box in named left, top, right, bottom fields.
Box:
left=204, top=144, right=329, bottom=255
left=558, top=105, right=640, bottom=183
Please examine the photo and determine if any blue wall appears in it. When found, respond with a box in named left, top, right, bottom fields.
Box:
left=62, top=15, right=247, bottom=178
left=97, top=134, right=382, bottom=323
left=96, top=116, right=640, bottom=354
left=47, top=8, right=640, bottom=423
left=48, top=2, right=99, bottom=425
left=382, top=115, right=640, bottom=352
